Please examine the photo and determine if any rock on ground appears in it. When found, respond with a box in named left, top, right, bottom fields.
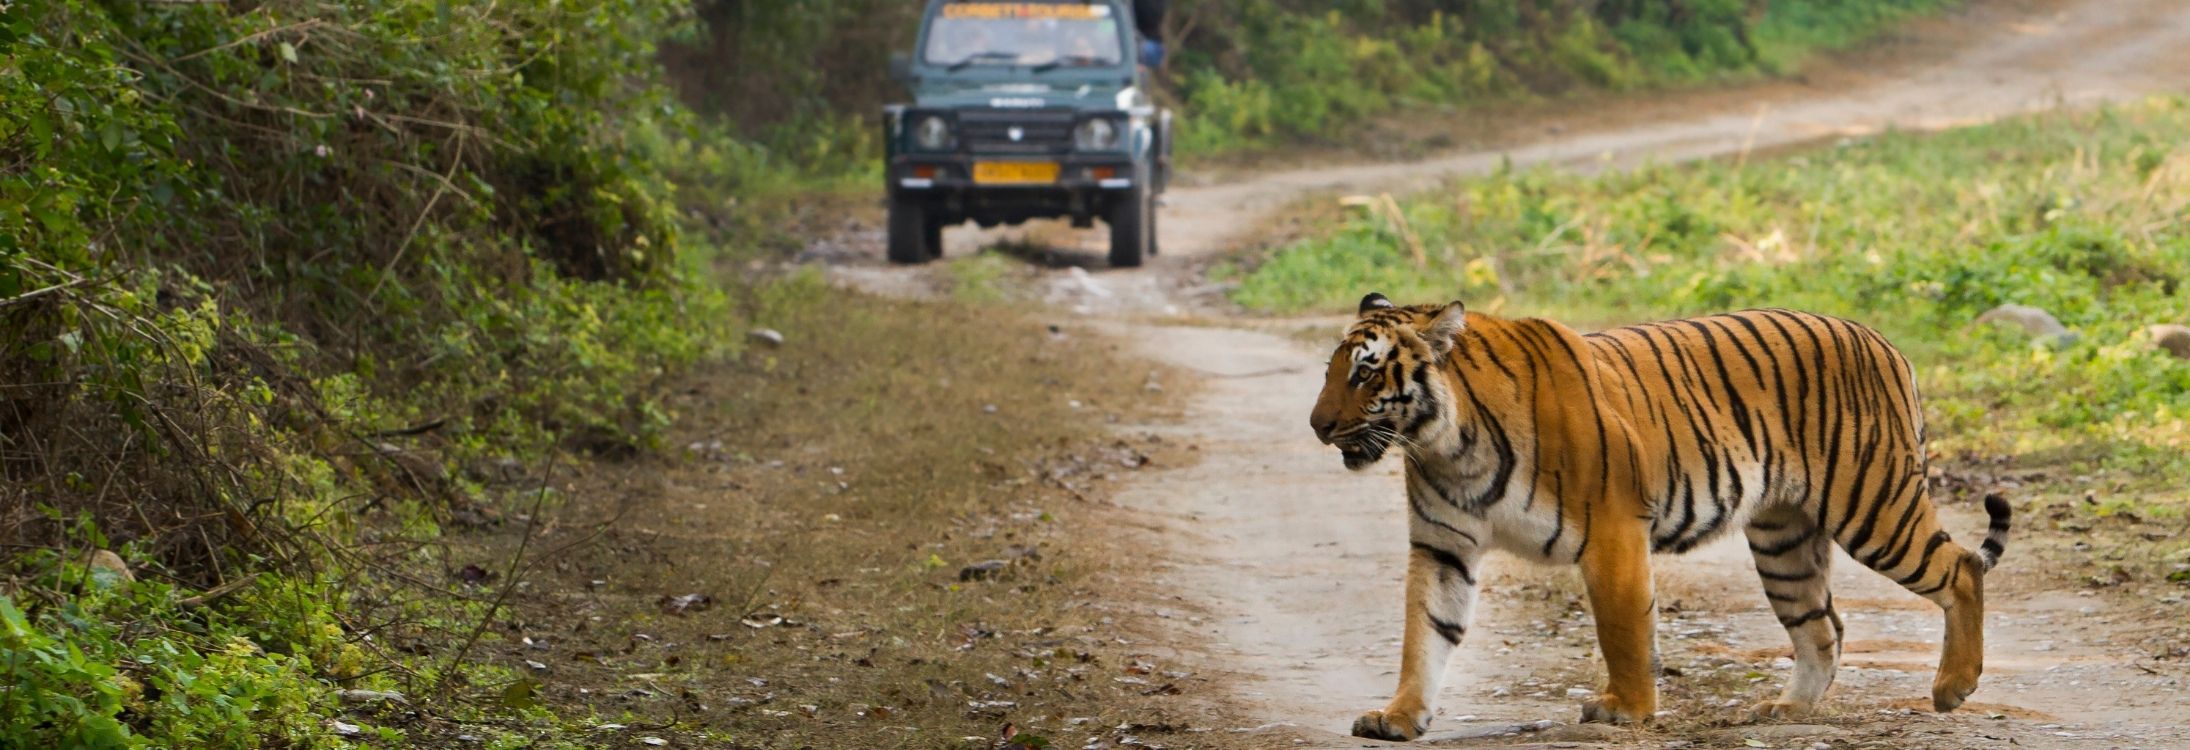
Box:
left=1975, top=304, right=2077, bottom=347
left=83, top=549, right=133, bottom=584
left=2145, top=323, right=2190, bottom=359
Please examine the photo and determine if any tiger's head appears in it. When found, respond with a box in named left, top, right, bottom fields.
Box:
left=1309, top=292, right=1467, bottom=470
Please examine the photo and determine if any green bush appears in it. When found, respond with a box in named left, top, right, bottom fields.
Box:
left=1169, top=0, right=1959, bottom=153
left=1751, top=0, right=1955, bottom=73
left=1, top=543, right=362, bottom=748
left=659, top=0, right=921, bottom=178
left=3, top=0, right=736, bottom=743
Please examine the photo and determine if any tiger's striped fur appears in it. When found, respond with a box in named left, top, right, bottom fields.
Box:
left=1309, top=293, right=2011, bottom=741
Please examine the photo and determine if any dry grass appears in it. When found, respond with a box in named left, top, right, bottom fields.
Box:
left=425, top=285, right=1261, bottom=748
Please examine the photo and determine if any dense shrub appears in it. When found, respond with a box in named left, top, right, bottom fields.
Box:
left=2, top=0, right=730, bottom=743
left=1166, top=0, right=1956, bottom=151
left=659, top=0, right=910, bottom=176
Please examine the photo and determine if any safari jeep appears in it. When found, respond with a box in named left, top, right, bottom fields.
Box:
left=885, top=0, right=1170, bottom=267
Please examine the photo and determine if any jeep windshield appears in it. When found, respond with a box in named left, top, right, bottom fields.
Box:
left=924, top=3, right=1125, bottom=70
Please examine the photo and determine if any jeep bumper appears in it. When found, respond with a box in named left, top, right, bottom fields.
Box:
left=889, top=154, right=1142, bottom=228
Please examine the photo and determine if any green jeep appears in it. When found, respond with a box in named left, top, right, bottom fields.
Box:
left=885, top=0, right=1170, bottom=267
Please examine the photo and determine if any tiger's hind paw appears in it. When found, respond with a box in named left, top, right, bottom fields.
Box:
left=1932, top=680, right=1976, bottom=712
left=1932, top=661, right=1980, bottom=712
left=1351, top=708, right=1428, bottom=741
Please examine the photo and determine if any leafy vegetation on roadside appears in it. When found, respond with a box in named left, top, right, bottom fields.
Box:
left=1170, top=0, right=1956, bottom=152
left=1231, top=99, right=2190, bottom=560
left=1, top=0, right=742, bottom=744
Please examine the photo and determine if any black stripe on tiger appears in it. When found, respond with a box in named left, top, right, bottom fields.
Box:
left=1756, top=566, right=1817, bottom=582
left=1750, top=523, right=1818, bottom=557
left=1977, top=493, right=2013, bottom=571
left=1412, top=542, right=1477, bottom=586
left=1426, top=613, right=1466, bottom=645
left=1895, top=531, right=1954, bottom=587
left=1777, top=604, right=1835, bottom=628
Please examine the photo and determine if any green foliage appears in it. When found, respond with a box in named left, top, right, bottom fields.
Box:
left=1236, top=97, right=2190, bottom=473
left=0, top=596, right=135, bottom=748
left=1750, top=0, right=1957, bottom=73
left=659, top=0, right=917, bottom=178
left=1169, top=0, right=1958, bottom=153
left=1, top=549, right=359, bottom=749
left=1549, top=16, right=1640, bottom=90
left=3, top=0, right=739, bottom=744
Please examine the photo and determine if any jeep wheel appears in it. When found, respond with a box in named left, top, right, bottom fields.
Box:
left=1147, top=197, right=1160, bottom=257
left=1107, top=187, right=1151, bottom=268
left=887, top=195, right=940, bottom=264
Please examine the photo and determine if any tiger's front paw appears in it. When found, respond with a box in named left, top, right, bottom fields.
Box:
left=1351, top=707, right=1429, bottom=741
left=1578, top=694, right=1651, bottom=725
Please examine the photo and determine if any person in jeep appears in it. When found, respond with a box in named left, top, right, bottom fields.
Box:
left=929, top=13, right=1119, bottom=67
left=884, top=0, right=1170, bottom=267
left=1134, top=0, right=1164, bottom=69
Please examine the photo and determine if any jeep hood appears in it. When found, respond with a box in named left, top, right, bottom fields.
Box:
left=912, top=78, right=1139, bottom=111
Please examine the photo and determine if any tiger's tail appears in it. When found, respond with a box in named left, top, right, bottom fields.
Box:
left=1976, top=493, right=2011, bottom=572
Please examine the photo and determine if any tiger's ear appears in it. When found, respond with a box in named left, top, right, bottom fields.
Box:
left=1422, top=301, right=1467, bottom=356
left=1359, top=292, right=1395, bottom=314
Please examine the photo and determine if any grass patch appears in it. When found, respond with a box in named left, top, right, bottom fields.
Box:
left=943, top=250, right=1021, bottom=303
left=1233, top=98, right=2190, bottom=585
left=1750, top=0, right=1957, bottom=73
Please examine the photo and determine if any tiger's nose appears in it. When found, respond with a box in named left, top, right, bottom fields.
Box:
left=1311, top=416, right=1337, bottom=444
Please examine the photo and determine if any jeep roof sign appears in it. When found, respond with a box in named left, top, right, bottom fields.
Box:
left=942, top=3, right=1111, bottom=20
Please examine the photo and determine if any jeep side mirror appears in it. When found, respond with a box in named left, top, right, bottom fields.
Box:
left=889, top=53, right=914, bottom=85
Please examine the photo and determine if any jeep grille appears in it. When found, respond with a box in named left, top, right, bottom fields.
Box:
left=958, top=109, right=1076, bottom=154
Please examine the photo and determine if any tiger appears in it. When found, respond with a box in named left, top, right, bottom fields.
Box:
left=1308, top=293, right=2012, bottom=740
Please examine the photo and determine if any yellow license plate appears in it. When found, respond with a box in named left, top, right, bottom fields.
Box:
left=973, top=161, right=1060, bottom=185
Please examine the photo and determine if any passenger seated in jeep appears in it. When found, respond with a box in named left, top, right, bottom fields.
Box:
left=924, top=11, right=1123, bottom=68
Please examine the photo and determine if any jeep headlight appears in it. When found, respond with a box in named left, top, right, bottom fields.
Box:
left=913, top=115, right=952, bottom=150
left=1073, top=117, right=1121, bottom=151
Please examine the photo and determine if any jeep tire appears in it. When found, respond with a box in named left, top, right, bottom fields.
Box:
left=1147, top=195, right=1160, bottom=257
left=1107, top=185, right=1152, bottom=268
left=887, top=194, right=941, bottom=264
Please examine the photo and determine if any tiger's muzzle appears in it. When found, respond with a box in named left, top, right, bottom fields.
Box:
left=1319, top=423, right=1391, bottom=471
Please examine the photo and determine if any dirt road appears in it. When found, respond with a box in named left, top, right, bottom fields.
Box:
left=824, top=0, right=2190, bottom=745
